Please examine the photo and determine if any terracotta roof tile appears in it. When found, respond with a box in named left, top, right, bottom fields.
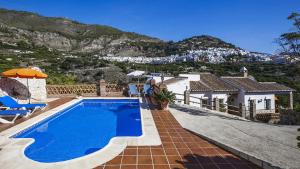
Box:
left=190, top=73, right=238, bottom=92
left=221, top=77, right=295, bottom=93
left=190, top=81, right=211, bottom=92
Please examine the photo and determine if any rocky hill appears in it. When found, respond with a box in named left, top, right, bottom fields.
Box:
left=0, top=8, right=171, bottom=57
left=176, top=35, right=236, bottom=51
left=0, top=8, right=274, bottom=65
left=0, top=9, right=257, bottom=56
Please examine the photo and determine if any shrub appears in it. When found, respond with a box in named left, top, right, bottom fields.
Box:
left=155, top=90, right=176, bottom=103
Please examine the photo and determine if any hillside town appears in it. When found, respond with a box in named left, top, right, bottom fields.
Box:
left=100, top=48, right=287, bottom=64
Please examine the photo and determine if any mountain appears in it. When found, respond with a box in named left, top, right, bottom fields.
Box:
left=0, top=8, right=170, bottom=57
left=0, top=8, right=272, bottom=64
left=176, top=35, right=236, bottom=50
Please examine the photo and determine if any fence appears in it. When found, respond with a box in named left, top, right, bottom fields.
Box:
left=173, top=91, right=291, bottom=123
left=173, top=91, right=255, bottom=119
left=105, top=83, right=124, bottom=96
left=46, top=80, right=123, bottom=97
left=46, top=84, right=97, bottom=97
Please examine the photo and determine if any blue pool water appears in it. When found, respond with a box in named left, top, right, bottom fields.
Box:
left=13, top=99, right=142, bottom=163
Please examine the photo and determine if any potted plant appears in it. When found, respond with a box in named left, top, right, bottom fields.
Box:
left=155, top=89, right=176, bottom=110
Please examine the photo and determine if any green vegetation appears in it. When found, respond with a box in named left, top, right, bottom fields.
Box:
left=154, top=89, right=176, bottom=110
left=46, top=73, right=77, bottom=85
left=0, top=8, right=150, bottom=41
left=276, top=12, right=300, bottom=60
left=298, top=128, right=300, bottom=148
left=155, top=89, right=176, bottom=103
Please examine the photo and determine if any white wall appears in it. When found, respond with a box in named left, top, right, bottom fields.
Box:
left=166, top=79, right=189, bottom=104
left=244, top=93, right=275, bottom=113
left=189, top=92, right=229, bottom=108
left=150, top=76, right=174, bottom=84
left=190, top=92, right=210, bottom=107
left=179, top=74, right=200, bottom=81
left=212, top=93, right=228, bottom=104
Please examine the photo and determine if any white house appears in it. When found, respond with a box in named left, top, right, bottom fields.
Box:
left=155, top=73, right=238, bottom=109
left=187, top=73, right=238, bottom=109
left=153, top=67, right=295, bottom=115
left=221, top=77, right=295, bottom=114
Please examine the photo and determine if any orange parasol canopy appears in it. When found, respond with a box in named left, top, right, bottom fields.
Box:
left=1, top=68, right=48, bottom=79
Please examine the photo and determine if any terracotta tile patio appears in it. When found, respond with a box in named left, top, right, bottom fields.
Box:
left=95, top=110, right=261, bottom=169
left=0, top=97, right=261, bottom=168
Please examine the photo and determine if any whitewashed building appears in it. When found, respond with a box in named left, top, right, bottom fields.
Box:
left=221, top=77, right=295, bottom=113
left=188, top=73, right=238, bottom=109
left=155, top=68, right=295, bottom=115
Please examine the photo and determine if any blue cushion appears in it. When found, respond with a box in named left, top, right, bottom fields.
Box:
left=0, top=110, right=29, bottom=116
left=0, top=96, right=46, bottom=109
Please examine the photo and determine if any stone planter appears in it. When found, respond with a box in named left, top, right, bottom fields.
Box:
left=159, top=100, right=169, bottom=110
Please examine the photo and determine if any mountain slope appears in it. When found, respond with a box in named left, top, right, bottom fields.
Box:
left=176, top=35, right=237, bottom=51
left=0, top=8, right=247, bottom=58
left=0, top=8, right=172, bottom=57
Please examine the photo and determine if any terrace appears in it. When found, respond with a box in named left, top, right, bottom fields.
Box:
left=0, top=68, right=298, bottom=169
left=0, top=96, right=260, bottom=169
left=0, top=69, right=295, bottom=169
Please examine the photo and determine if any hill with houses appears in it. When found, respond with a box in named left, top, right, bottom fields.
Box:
left=0, top=8, right=279, bottom=65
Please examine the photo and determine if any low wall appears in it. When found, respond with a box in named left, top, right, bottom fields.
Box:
left=46, top=83, right=124, bottom=97
left=46, top=84, right=98, bottom=97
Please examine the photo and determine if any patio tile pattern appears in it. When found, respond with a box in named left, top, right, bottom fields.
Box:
left=0, top=97, right=261, bottom=168
left=95, top=110, right=260, bottom=169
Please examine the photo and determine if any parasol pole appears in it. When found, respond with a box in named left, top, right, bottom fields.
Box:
left=27, top=78, right=31, bottom=103
left=138, top=76, right=140, bottom=97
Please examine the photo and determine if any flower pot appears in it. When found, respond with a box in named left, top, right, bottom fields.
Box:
left=159, top=100, right=169, bottom=110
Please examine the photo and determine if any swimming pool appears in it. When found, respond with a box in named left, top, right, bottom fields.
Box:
left=13, top=99, right=142, bottom=163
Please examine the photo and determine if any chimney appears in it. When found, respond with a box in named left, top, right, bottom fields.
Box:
left=240, top=67, right=248, bottom=77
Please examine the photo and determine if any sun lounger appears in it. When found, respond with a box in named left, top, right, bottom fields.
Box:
left=143, top=84, right=152, bottom=96
left=128, top=84, right=140, bottom=97
left=0, top=96, right=47, bottom=112
left=0, top=109, right=31, bottom=123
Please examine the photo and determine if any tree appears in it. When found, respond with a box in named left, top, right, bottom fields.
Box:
left=277, top=12, right=300, bottom=60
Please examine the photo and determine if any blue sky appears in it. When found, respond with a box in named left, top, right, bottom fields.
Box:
left=0, top=0, right=299, bottom=53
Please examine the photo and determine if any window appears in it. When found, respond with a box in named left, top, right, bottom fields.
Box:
left=265, top=99, right=271, bottom=110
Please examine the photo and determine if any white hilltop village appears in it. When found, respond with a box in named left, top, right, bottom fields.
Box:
left=99, top=47, right=275, bottom=64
